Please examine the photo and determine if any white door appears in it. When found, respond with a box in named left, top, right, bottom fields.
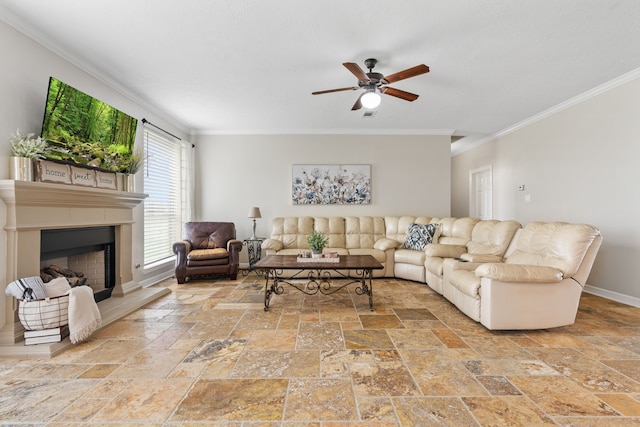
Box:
left=469, top=166, right=492, bottom=219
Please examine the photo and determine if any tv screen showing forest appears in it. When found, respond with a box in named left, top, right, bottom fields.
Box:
left=41, top=77, right=138, bottom=172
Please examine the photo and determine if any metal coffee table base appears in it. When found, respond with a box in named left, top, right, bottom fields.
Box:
left=263, top=268, right=375, bottom=311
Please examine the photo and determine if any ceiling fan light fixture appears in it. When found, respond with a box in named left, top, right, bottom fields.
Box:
left=361, top=90, right=381, bottom=109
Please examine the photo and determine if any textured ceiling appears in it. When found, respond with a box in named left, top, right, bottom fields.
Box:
left=1, top=0, right=640, bottom=152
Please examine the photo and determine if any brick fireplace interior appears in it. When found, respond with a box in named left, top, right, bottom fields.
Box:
left=40, top=226, right=116, bottom=302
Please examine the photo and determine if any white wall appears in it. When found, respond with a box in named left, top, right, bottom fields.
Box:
left=0, top=20, right=190, bottom=291
left=193, top=133, right=452, bottom=262
left=452, top=76, right=640, bottom=303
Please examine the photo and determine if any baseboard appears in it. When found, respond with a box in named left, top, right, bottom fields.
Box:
left=583, top=284, right=640, bottom=308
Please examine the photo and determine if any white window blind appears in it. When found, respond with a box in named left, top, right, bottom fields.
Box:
left=143, top=126, right=191, bottom=266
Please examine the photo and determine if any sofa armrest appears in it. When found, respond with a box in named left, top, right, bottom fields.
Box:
left=173, top=240, right=192, bottom=258
left=172, top=240, right=192, bottom=279
left=460, top=253, right=503, bottom=263
left=261, top=238, right=283, bottom=251
left=227, top=239, right=243, bottom=265
left=425, top=243, right=466, bottom=258
left=374, top=238, right=400, bottom=251
left=450, top=260, right=484, bottom=272
left=475, top=263, right=563, bottom=283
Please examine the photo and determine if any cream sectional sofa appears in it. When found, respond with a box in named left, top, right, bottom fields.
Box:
left=261, top=216, right=602, bottom=330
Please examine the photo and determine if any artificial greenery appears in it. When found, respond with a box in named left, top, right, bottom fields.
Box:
left=306, top=230, right=329, bottom=252
left=9, top=129, right=48, bottom=158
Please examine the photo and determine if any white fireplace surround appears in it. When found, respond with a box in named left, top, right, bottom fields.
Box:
left=0, top=179, right=169, bottom=357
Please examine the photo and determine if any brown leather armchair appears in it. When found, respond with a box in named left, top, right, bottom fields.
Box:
left=173, top=222, right=243, bottom=283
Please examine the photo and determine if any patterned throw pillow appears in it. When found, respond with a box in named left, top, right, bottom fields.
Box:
left=403, top=223, right=440, bottom=251
left=5, top=276, right=47, bottom=301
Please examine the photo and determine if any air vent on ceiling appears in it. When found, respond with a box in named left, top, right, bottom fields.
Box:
left=363, top=110, right=377, bottom=118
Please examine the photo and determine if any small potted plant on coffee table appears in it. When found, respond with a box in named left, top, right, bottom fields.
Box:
left=306, top=230, right=328, bottom=258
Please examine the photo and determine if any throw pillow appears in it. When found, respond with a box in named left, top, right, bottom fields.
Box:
left=5, top=276, right=47, bottom=301
left=403, top=223, right=440, bottom=251
left=44, top=277, right=72, bottom=298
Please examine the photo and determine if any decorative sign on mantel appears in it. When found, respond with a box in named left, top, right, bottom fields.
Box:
left=70, top=165, right=97, bottom=187
left=95, top=171, right=118, bottom=190
left=35, top=159, right=122, bottom=190
left=35, top=159, right=71, bottom=184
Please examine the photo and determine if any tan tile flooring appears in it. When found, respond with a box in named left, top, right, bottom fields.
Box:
left=2, top=273, right=640, bottom=426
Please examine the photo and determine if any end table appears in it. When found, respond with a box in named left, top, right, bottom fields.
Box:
left=242, top=237, right=265, bottom=276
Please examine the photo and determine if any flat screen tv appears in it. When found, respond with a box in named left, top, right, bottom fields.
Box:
left=41, top=76, right=138, bottom=172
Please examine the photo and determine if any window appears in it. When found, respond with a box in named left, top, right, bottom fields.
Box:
left=143, top=126, right=193, bottom=266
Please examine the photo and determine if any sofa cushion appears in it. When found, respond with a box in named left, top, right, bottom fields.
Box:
left=314, top=217, right=346, bottom=248
left=347, top=248, right=386, bottom=263
left=185, top=222, right=236, bottom=249
left=262, top=239, right=283, bottom=251
left=270, top=217, right=314, bottom=249
left=403, top=223, right=439, bottom=251
left=188, top=248, right=229, bottom=261
left=438, top=217, right=480, bottom=245
left=467, top=220, right=521, bottom=256
left=345, top=217, right=386, bottom=249
left=505, top=222, right=601, bottom=277
left=384, top=216, right=433, bottom=242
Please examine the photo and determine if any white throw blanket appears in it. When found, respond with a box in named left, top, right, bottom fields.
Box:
left=66, top=286, right=102, bottom=344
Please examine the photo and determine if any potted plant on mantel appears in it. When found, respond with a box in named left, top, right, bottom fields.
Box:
left=122, top=147, right=143, bottom=192
left=8, top=129, right=48, bottom=181
left=306, top=230, right=329, bottom=258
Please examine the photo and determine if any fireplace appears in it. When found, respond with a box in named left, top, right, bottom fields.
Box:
left=40, top=226, right=116, bottom=302
left=0, top=179, right=156, bottom=352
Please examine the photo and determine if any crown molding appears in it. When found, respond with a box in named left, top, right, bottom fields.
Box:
left=451, top=67, right=640, bottom=157
left=192, top=128, right=455, bottom=136
left=0, top=6, right=190, bottom=136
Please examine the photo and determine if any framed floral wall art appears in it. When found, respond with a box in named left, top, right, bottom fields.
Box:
left=292, top=164, right=371, bottom=205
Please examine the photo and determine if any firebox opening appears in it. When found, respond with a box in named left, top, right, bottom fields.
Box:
left=40, top=226, right=116, bottom=302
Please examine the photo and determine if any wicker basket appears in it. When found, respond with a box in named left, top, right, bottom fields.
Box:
left=18, top=295, right=69, bottom=330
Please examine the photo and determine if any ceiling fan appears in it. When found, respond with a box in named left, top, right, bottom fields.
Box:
left=312, top=58, right=429, bottom=111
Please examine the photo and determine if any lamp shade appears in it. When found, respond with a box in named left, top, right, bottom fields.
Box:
left=248, top=207, right=262, bottom=219
left=361, top=91, right=381, bottom=109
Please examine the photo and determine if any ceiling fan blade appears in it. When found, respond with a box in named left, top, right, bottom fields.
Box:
left=383, top=64, right=430, bottom=84
left=312, top=87, right=358, bottom=95
left=343, top=62, right=370, bottom=82
left=381, top=86, right=420, bottom=102
left=351, top=93, right=364, bottom=110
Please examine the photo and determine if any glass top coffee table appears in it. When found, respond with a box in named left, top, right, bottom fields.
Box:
left=253, top=254, right=384, bottom=311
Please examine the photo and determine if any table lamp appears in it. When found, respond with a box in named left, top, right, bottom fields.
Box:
left=248, top=207, right=261, bottom=239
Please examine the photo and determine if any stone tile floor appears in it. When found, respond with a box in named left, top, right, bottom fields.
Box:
left=1, top=273, right=640, bottom=426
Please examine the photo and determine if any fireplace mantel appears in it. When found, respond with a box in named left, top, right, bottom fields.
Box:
left=0, top=179, right=167, bottom=357
left=0, top=180, right=146, bottom=230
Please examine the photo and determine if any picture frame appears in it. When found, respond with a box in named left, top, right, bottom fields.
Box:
left=292, top=164, right=371, bottom=205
